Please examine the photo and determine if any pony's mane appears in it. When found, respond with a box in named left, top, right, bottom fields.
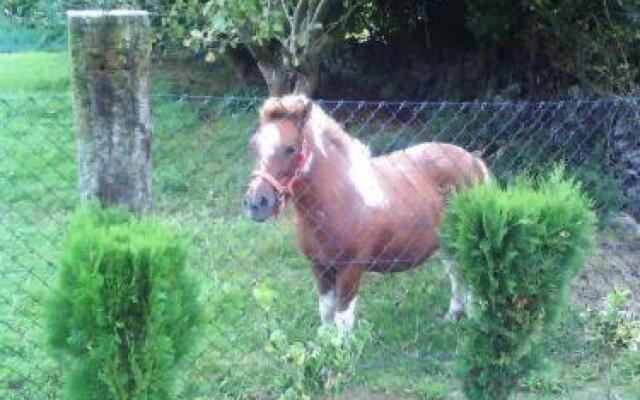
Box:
left=260, top=95, right=312, bottom=123
left=259, top=95, right=371, bottom=158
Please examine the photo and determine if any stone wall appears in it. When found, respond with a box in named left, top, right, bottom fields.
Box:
left=613, top=101, right=640, bottom=219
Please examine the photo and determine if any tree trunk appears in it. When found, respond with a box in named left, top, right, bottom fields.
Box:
left=68, top=10, right=153, bottom=213
left=293, top=73, right=316, bottom=96
left=256, top=59, right=291, bottom=96
left=293, top=53, right=319, bottom=95
left=248, top=43, right=318, bottom=97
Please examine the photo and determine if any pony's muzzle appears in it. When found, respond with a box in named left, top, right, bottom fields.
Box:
left=245, top=179, right=277, bottom=222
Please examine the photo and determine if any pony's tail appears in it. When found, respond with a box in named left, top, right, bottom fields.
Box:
left=471, top=154, right=491, bottom=184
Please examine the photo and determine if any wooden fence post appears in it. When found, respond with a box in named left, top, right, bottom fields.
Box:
left=68, top=10, right=152, bottom=213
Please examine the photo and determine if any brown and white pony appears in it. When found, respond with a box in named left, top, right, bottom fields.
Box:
left=244, top=95, right=490, bottom=334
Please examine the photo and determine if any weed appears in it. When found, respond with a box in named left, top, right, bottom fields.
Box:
left=267, top=322, right=372, bottom=399
left=585, top=288, right=640, bottom=399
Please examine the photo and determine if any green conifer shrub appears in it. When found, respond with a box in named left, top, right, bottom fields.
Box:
left=46, top=207, right=203, bottom=399
left=439, top=169, right=595, bottom=400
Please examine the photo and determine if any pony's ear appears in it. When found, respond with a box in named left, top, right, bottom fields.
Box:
left=260, top=95, right=312, bottom=125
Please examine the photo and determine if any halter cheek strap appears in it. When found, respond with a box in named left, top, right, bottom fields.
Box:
left=250, top=141, right=309, bottom=218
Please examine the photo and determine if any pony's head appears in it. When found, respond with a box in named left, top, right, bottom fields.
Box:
left=245, top=95, right=313, bottom=221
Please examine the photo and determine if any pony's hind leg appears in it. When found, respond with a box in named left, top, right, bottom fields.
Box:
left=335, top=266, right=363, bottom=335
left=314, top=265, right=336, bottom=325
left=442, top=258, right=466, bottom=320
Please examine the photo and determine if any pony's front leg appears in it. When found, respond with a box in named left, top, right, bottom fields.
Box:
left=442, top=259, right=466, bottom=320
left=313, top=265, right=336, bottom=326
left=335, top=266, right=363, bottom=335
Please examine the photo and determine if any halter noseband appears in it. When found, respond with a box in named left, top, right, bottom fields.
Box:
left=250, top=140, right=309, bottom=218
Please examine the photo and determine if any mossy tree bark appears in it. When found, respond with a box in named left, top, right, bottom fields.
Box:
left=68, top=10, right=152, bottom=213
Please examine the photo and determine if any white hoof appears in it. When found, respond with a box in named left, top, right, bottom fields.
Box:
left=444, top=309, right=464, bottom=321
left=335, top=297, right=357, bottom=336
left=444, top=299, right=464, bottom=321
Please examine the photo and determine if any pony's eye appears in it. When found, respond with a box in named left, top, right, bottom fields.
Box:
left=284, top=146, right=296, bottom=156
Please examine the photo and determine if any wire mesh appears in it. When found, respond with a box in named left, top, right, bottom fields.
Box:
left=1, top=94, right=639, bottom=399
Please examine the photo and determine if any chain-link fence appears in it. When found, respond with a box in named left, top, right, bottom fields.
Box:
left=1, top=94, right=639, bottom=399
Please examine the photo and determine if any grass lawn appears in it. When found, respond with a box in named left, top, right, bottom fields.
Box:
left=0, top=52, right=70, bottom=94
left=1, top=51, right=639, bottom=399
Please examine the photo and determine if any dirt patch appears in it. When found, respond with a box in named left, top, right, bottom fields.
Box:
left=571, top=230, right=640, bottom=315
left=331, top=388, right=399, bottom=399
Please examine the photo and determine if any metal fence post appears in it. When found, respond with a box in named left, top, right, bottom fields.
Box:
left=68, top=10, right=152, bottom=213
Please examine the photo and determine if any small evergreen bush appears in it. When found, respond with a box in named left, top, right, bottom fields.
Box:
left=573, top=162, right=624, bottom=220
left=47, top=207, right=203, bottom=399
left=439, top=168, right=595, bottom=400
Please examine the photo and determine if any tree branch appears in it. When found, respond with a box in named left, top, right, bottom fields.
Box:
left=310, top=0, right=330, bottom=28
left=292, top=0, right=307, bottom=34
left=306, top=0, right=315, bottom=35
left=245, top=42, right=278, bottom=67
left=279, top=0, right=293, bottom=26
left=288, top=0, right=309, bottom=63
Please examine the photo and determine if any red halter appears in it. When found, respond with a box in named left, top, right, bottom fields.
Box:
left=250, top=141, right=309, bottom=217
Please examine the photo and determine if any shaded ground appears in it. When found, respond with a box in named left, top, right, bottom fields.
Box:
left=572, top=226, right=640, bottom=315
